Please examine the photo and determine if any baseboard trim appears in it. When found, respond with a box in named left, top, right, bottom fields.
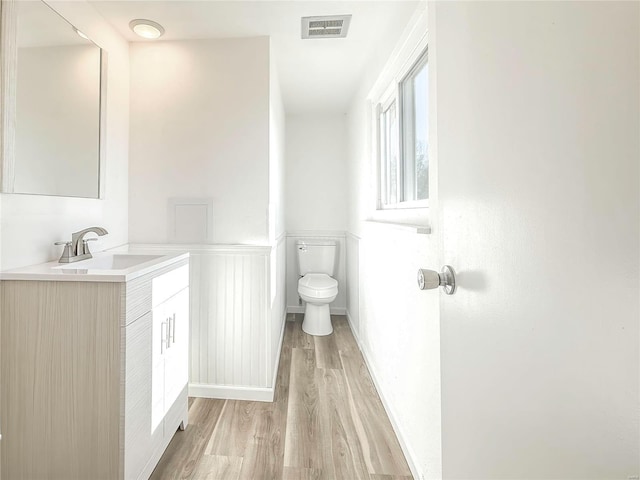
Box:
left=346, top=310, right=359, bottom=341
left=287, top=306, right=347, bottom=315
left=189, top=383, right=274, bottom=402
left=270, top=310, right=288, bottom=390
left=345, top=310, right=423, bottom=480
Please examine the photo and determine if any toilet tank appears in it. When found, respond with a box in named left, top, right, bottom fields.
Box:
left=296, top=239, right=337, bottom=276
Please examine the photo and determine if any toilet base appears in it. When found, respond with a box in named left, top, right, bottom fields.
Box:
left=302, top=303, right=333, bottom=336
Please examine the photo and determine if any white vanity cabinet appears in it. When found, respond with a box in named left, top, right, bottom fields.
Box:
left=124, top=262, right=189, bottom=480
left=1, top=254, right=190, bottom=480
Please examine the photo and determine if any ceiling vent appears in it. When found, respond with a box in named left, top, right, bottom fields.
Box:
left=301, top=15, right=352, bottom=39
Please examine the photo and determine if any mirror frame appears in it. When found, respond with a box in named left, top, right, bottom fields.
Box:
left=0, top=0, right=107, bottom=199
left=0, top=0, right=18, bottom=193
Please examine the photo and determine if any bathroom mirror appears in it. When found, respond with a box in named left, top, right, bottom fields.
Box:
left=7, top=0, right=104, bottom=198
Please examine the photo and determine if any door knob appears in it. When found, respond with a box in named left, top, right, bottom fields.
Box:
left=417, top=265, right=456, bottom=295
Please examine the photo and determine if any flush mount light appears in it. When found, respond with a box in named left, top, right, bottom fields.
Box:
left=129, top=19, right=165, bottom=39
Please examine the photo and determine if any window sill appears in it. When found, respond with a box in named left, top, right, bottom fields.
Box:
left=378, top=199, right=429, bottom=210
left=366, top=204, right=431, bottom=234
left=365, top=219, right=431, bottom=235
left=369, top=205, right=429, bottom=228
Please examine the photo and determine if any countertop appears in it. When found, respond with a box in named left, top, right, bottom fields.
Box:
left=0, top=248, right=189, bottom=283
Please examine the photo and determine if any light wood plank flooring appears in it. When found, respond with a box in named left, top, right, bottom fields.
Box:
left=151, top=315, right=412, bottom=480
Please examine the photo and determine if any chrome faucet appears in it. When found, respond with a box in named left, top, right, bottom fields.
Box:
left=55, top=227, right=108, bottom=263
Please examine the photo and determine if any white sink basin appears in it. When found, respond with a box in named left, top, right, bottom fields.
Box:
left=53, top=254, right=163, bottom=271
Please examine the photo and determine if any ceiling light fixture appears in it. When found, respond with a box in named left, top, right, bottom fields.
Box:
left=129, top=19, right=165, bottom=39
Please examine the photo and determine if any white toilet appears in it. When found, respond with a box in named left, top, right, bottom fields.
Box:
left=296, top=239, right=338, bottom=336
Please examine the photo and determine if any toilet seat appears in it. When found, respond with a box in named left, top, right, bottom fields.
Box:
left=298, top=273, right=338, bottom=299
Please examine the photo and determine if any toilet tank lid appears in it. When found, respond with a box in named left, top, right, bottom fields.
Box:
left=296, top=239, right=337, bottom=247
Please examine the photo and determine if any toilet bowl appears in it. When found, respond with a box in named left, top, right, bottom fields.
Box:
left=298, top=273, right=338, bottom=336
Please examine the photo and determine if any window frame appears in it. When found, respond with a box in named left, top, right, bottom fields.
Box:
left=399, top=48, right=428, bottom=206
left=377, top=87, right=400, bottom=209
left=375, top=46, right=429, bottom=212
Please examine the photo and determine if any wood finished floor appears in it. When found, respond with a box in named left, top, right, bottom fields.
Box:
left=150, top=314, right=412, bottom=480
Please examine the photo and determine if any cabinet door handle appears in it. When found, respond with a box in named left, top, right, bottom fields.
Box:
left=165, top=319, right=171, bottom=350
left=171, top=313, right=176, bottom=344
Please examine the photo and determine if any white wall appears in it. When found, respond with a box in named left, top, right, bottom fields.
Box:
left=128, top=37, right=270, bottom=245
left=285, top=114, right=348, bottom=232
left=345, top=2, right=442, bottom=478
left=269, top=45, right=286, bottom=243
left=0, top=0, right=129, bottom=270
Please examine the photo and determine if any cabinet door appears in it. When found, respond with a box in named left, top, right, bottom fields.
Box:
left=163, top=287, right=189, bottom=411
left=151, top=302, right=168, bottom=436
left=124, top=311, right=164, bottom=480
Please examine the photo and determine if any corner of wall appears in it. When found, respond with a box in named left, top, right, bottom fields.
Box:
left=268, top=41, right=286, bottom=244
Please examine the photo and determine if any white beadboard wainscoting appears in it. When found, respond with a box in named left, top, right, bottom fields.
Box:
left=126, top=238, right=286, bottom=402
left=285, top=230, right=347, bottom=315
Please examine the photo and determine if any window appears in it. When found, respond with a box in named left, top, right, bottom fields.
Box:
left=377, top=48, right=428, bottom=209
left=401, top=50, right=428, bottom=202
left=379, top=99, right=399, bottom=205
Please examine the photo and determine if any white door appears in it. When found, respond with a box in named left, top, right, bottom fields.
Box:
left=431, top=2, right=639, bottom=478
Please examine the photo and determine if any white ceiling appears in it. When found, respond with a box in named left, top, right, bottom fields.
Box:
left=89, top=0, right=420, bottom=113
